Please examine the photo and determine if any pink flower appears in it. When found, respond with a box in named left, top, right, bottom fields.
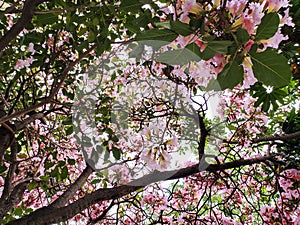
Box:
left=172, top=68, right=187, bottom=79
left=244, top=40, right=255, bottom=52
left=14, top=56, right=34, bottom=70
left=46, top=36, right=54, bottom=48
left=284, top=169, right=300, bottom=180
left=179, top=0, right=202, bottom=23
left=242, top=64, right=257, bottom=88
left=262, top=29, right=288, bottom=49
left=181, top=0, right=201, bottom=14
left=279, top=177, right=293, bottom=192
left=281, top=9, right=294, bottom=27
left=242, top=16, right=255, bottom=34
left=248, top=3, right=264, bottom=25
left=267, top=0, right=290, bottom=12
left=227, top=0, right=247, bottom=17
left=40, top=143, right=45, bottom=149
left=28, top=43, right=35, bottom=54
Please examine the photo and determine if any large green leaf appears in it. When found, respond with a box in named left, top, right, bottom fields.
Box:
left=186, top=43, right=202, bottom=58
left=34, top=13, right=58, bottom=26
left=250, top=82, right=287, bottom=112
left=236, top=28, right=250, bottom=44
left=206, top=60, right=244, bottom=90
left=156, top=48, right=201, bottom=66
left=120, top=0, right=142, bottom=13
left=135, top=29, right=178, bottom=42
left=250, top=49, right=292, bottom=87
left=112, top=147, right=122, bottom=160
left=255, top=13, right=280, bottom=41
left=201, top=41, right=233, bottom=60
left=170, top=21, right=194, bottom=36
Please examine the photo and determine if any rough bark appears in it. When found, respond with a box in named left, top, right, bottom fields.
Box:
left=0, top=0, right=50, bottom=52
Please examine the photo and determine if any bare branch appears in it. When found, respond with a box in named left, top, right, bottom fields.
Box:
left=0, top=0, right=50, bottom=52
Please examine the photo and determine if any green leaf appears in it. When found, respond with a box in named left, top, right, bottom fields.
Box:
left=35, top=13, right=58, bottom=26
left=45, top=162, right=55, bottom=169
left=155, top=21, right=171, bottom=29
left=206, top=60, right=244, bottom=90
left=120, top=0, right=142, bottom=13
left=255, top=13, right=280, bottom=41
left=186, top=43, right=202, bottom=58
left=170, top=21, right=193, bottom=36
left=14, top=207, right=23, bottom=216
left=250, top=49, right=292, bottom=87
left=66, top=126, right=73, bottom=135
left=104, top=150, right=110, bottom=161
left=112, top=147, right=121, bottom=160
left=250, top=82, right=288, bottom=112
left=88, top=31, right=96, bottom=42
left=92, top=18, right=99, bottom=26
left=28, top=181, right=38, bottom=191
left=91, top=179, right=101, bottom=184
left=61, top=166, right=68, bottom=180
left=68, top=158, right=76, bottom=165
left=58, top=160, right=66, bottom=167
left=50, top=166, right=59, bottom=177
left=40, top=175, right=50, bottom=181
left=189, top=17, right=203, bottom=31
left=236, top=28, right=249, bottom=44
left=136, top=29, right=178, bottom=42
left=82, top=141, right=93, bottom=147
left=156, top=48, right=201, bottom=65
left=201, top=41, right=233, bottom=60
left=62, top=117, right=72, bottom=125
left=18, top=153, right=27, bottom=159
left=262, top=97, right=271, bottom=112
left=111, top=135, right=119, bottom=142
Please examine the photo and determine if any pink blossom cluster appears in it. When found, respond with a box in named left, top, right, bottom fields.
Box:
left=165, top=0, right=295, bottom=88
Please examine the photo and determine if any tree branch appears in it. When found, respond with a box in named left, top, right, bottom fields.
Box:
left=0, top=141, right=18, bottom=201
left=252, top=131, right=300, bottom=143
left=15, top=113, right=45, bottom=130
left=50, top=165, right=94, bottom=208
left=0, top=181, right=30, bottom=220
left=0, top=0, right=50, bottom=52
left=0, top=44, right=96, bottom=125
left=7, top=155, right=273, bottom=225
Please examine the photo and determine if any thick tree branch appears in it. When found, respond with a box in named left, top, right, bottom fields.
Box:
left=0, top=0, right=50, bottom=52
left=0, top=141, right=18, bottom=201
left=50, top=165, right=94, bottom=208
left=0, top=126, right=13, bottom=164
left=212, top=130, right=300, bottom=145
left=252, top=131, right=300, bottom=143
left=0, top=122, right=15, bottom=165
left=15, top=113, right=45, bottom=130
left=0, top=181, right=30, bottom=220
left=198, top=115, right=208, bottom=160
left=7, top=155, right=273, bottom=225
